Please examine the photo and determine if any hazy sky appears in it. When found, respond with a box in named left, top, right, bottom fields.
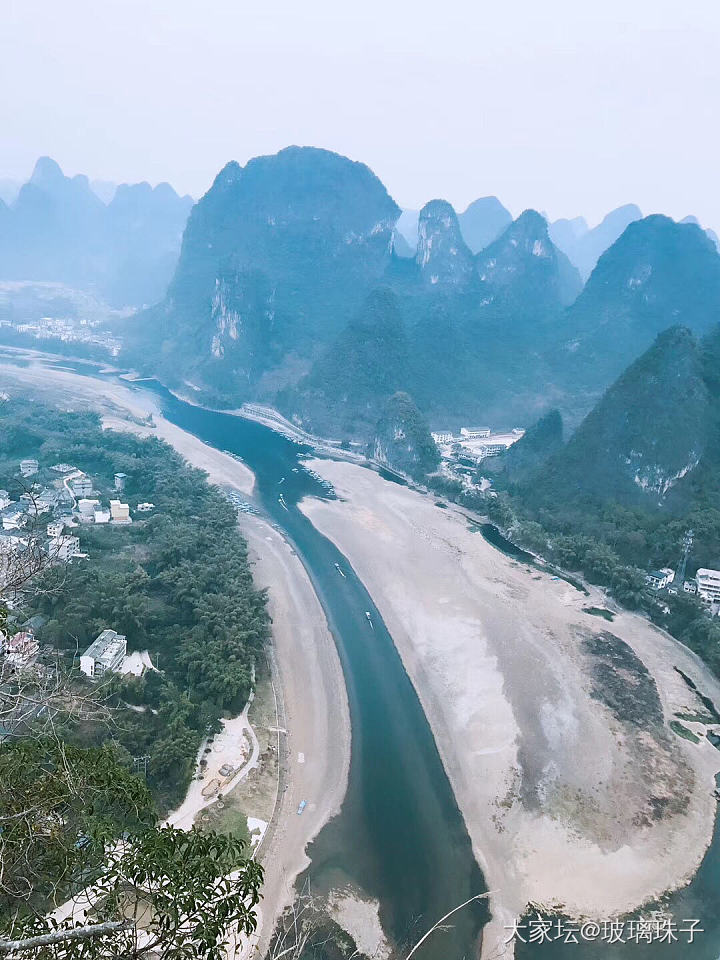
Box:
left=3, top=0, right=719, bottom=228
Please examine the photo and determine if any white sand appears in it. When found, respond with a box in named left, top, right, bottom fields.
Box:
left=328, top=890, right=391, bottom=959
left=300, top=459, right=720, bottom=959
left=166, top=706, right=259, bottom=830
left=239, top=514, right=351, bottom=956
left=1, top=359, right=350, bottom=954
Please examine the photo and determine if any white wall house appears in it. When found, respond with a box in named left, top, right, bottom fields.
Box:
left=70, top=475, right=93, bottom=497
left=696, top=568, right=720, bottom=603
left=646, top=568, right=675, bottom=590
left=49, top=535, right=81, bottom=562
left=47, top=521, right=64, bottom=538
left=79, top=629, right=127, bottom=679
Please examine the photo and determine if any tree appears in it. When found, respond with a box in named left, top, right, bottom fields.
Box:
left=0, top=739, right=262, bottom=959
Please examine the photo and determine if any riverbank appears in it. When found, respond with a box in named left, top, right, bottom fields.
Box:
left=237, top=514, right=351, bottom=956
left=0, top=360, right=351, bottom=954
left=0, top=356, right=255, bottom=495
left=299, top=458, right=720, bottom=959
left=163, top=388, right=369, bottom=466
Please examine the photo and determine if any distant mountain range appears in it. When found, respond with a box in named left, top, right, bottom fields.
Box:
left=0, top=157, right=193, bottom=307
left=5, top=145, right=720, bottom=472
left=127, top=147, right=592, bottom=429
left=551, top=214, right=720, bottom=402
left=122, top=146, right=720, bottom=448
left=399, top=198, right=718, bottom=281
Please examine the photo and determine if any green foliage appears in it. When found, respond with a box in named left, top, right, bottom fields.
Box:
left=372, top=391, right=440, bottom=480
left=669, top=720, right=701, bottom=744
left=489, top=409, right=563, bottom=483
left=0, top=738, right=155, bottom=916
left=1, top=397, right=270, bottom=808
left=4, top=828, right=262, bottom=960
left=293, top=287, right=410, bottom=435
left=531, top=326, right=711, bottom=507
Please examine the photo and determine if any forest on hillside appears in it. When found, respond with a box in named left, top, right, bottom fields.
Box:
left=0, top=397, right=270, bottom=809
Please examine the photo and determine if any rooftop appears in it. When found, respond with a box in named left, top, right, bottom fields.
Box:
left=82, top=628, right=126, bottom=662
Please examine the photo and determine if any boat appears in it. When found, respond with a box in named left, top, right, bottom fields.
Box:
left=365, top=611, right=374, bottom=629
left=278, top=477, right=285, bottom=484
left=334, top=562, right=346, bottom=579
left=278, top=494, right=288, bottom=511
left=297, top=800, right=307, bottom=815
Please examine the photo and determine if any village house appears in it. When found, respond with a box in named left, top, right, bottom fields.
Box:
left=77, top=498, right=101, bottom=522
left=79, top=629, right=127, bottom=679
left=5, top=631, right=39, bottom=668
left=19, top=459, right=39, bottom=478
left=696, top=568, right=720, bottom=603
left=1, top=504, right=28, bottom=531
left=69, top=475, right=93, bottom=498
left=109, top=500, right=131, bottom=524
left=49, top=535, right=81, bottom=562
left=646, top=568, right=675, bottom=590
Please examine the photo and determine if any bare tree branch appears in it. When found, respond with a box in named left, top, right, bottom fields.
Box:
left=0, top=920, right=133, bottom=952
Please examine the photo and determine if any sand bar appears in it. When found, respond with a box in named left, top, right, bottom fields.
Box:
left=300, top=458, right=720, bottom=959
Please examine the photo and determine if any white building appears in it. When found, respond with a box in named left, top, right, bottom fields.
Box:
left=646, top=568, right=675, bottom=590
left=136, top=502, right=155, bottom=513
left=79, top=629, right=127, bottom=679
left=696, top=568, right=720, bottom=603
left=114, top=472, right=127, bottom=492
left=0, top=491, right=10, bottom=511
left=70, top=475, right=93, bottom=498
left=49, top=535, right=81, bottom=562
left=109, top=500, right=131, bottom=524
left=460, top=428, right=491, bottom=439
left=77, top=498, right=100, bottom=523
left=47, top=520, right=64, bottom=538
left=2, top=510, right=26, bottom=531
left=683, top=580, right=698, bottom=594
left=94, top=509, right=111, bottom=524
left=431, top=432, right=454, bottom=445
left=20, top=459, right=39, bottom=478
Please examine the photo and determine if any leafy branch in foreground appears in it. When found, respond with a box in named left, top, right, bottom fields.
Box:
left=0, top=728, right=262, bottom=959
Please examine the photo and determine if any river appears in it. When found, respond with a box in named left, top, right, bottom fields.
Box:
left=132, top=379, right=489, bottom=959
left=4, top=351, right=720, bottom=959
